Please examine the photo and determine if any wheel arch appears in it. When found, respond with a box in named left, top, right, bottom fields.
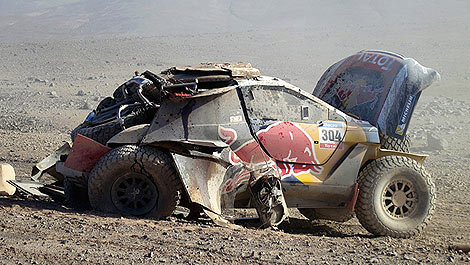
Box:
left=361, top=147, right=427, bottom=170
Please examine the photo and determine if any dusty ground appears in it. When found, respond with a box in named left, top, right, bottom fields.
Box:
left=0, top=1, right=470, bottom=263
left=0, top=35, right=468, bottom=265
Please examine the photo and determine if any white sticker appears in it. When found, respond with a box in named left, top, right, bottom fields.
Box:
left=318, top=122, right=345, bottom=149
left=230, top=115, right=243, bottom=123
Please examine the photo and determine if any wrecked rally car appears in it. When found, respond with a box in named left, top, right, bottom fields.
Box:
left=16, top=50, right=440, bottom=238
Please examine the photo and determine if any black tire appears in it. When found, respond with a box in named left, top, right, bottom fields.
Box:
left=71, top=113, right=149, bottom=145
left=64, top=178, right=90, bottom=209
left=379, top=133, right=411, bottom=152
left=88, top=145, right=182, bottom=217
left=355, top=156, right=435, bottom=238
left=299, top=208, right=354, bottom=223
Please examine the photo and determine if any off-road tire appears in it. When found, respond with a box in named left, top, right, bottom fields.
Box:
left=379, top=133, right=411, bottom=152
left=299, top=208, right=355, bottom=223
left=88, top=145, right=182, bottom=218
left=71, top=113, right=149, bottom=145
left=355, top=156, right=435, bottom=238
left=64, top=178, right=90, bottom=209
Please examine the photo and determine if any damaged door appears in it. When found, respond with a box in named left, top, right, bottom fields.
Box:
left=240, top=85, right=347, bottom=184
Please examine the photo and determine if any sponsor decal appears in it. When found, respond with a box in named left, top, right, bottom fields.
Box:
left=218, top=126, right=237, bottom=145
left=395, top=94, right=415, bottom=135
left=257, top=121, right=323, bottom=175
left=219, top=121, right=325, bottom=190
left=356, top=52, right=395, bottom=72
left=229, top=115, right=243, bottom=123
left=318, top=122, right=345, bottom=149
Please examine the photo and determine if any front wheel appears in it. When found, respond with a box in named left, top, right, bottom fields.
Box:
left=88, top=145, right=182, bottom=217
left=355, top=156, right=435, bottom=238
left=379, top=133, right=411, bottom=152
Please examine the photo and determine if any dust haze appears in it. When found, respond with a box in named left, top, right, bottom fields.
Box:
left=0, top=1, right=469, bottom=264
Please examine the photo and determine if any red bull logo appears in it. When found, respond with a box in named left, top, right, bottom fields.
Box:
left=219, top=121, right=323, bottom=183
left=257, top=122, right=323, bottom=176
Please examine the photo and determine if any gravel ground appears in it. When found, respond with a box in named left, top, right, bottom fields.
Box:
left=0, top=31, right=469, bottom=264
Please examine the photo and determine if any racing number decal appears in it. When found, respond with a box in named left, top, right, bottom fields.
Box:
left=318, top=122, right=345, bottom=149
left=321, top=129, right=342, bottom=142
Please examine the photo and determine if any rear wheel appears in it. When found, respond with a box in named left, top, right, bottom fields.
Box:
left=88, top=145, right=182, bottom=217
left=355, top=156, right=435, bottom=238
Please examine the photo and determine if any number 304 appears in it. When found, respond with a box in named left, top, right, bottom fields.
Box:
left=322, top=129, right=342, bottom=142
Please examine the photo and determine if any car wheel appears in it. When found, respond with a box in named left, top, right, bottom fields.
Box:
left=379, top=133, right=411, bottom=152
left=355, top=156, right=435, bottom=238
left=88, top=145, right=182, bottom=217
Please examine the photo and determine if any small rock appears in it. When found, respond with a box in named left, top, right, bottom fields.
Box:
left=49, top=82, right=55, bottom=87
left=145, top=251, right=154, bottom=258
left=369, top=257, right=379, bottom=263
left=80, top=102, right=92, bottom=110
left=49, top=91, right=58, bottom=98
left=76, top=90, right=86, bottom=96
left=34, top=78, right=48, bottom=84
left=403, top=254, right=418, bottom=262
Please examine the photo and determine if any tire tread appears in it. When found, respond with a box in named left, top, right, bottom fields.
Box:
left=355, top=156, right=436, bottom=238
left=88, top=145, right=182, bottom=218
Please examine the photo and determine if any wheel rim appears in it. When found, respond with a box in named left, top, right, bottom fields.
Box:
left=111, top=172, right=158, bottom=215
left=381, top=178, right=418, bottom=218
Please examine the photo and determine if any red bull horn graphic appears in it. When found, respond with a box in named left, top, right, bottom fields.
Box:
left=257, top=122, right=323, bottom=176
left=218, top=121, right=324, bottom=186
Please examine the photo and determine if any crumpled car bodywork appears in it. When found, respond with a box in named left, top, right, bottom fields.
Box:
left=104, top=75, right=428, bottom=226
left=25, top=51, right=438, bottom=234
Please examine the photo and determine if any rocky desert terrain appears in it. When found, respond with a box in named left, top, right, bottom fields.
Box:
left=0, top=0, right=469, bottom=264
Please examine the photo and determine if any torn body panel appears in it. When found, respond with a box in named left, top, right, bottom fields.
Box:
left=31, top=143, right=70, bottom=181
left=64, top=134, right=111, bottom=173
left=313, top=50, right=440, bottom=139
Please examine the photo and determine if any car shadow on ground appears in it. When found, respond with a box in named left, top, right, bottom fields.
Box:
left=0, top=196, right=372, bottom=238
left=235, top=216, right=372, bottom=238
